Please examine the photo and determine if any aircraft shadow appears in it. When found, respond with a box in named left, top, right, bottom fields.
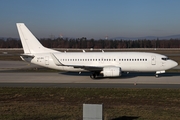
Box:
left=111, top=116, right=139, bottom=120
left=121, top=72, right=180, bottom=78
left=60, top=72, right=91, bottom=76
left=60, top=72, right=180, bottom=79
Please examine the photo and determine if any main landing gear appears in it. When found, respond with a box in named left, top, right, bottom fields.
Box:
left=90, top=72, right=100, bottom=79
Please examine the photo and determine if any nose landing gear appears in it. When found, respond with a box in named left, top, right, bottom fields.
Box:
left=155, top=74, right=159, bottom=78
left=155, top=71, right=165, bottom=78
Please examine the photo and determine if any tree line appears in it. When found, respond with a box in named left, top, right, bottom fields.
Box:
left=0, top=37, right=180, bottom=48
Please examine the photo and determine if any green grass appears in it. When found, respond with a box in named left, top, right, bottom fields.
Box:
left=1, top=88, right=180, bottom=120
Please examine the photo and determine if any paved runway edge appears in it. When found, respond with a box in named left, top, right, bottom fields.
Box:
left=0, top=72, right=180, bottom=88
left=0, top=83, right=180, bottom=88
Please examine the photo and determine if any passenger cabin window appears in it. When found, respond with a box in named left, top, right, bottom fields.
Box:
left=119, top=58, right=144, bottom=62
left=60, top=58, right=149, bottom=63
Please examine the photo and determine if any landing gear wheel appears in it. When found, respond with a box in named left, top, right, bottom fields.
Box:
left=155, top=74, right=159, bottom=78
left=90, top=73, right=97, bottom=79
left=90, top=72, right=100, bottom=79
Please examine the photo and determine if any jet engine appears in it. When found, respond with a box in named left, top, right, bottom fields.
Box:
left=102, top=67, right=121, bottom=77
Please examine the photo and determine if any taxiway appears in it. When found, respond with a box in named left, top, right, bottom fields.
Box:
left=0, top=61, right=180, bottom=88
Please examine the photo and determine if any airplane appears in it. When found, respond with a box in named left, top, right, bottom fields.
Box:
left=16, top=23, right=178, bottom=79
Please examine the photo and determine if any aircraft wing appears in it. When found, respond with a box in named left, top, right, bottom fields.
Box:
left=72, top=65, right=103, bottom=71
left=51, top=53, right=115, bottom=72
left=51, top=53, right=102, bottom=71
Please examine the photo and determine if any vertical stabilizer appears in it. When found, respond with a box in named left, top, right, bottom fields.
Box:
left=16, top=23, right=51, bottom=53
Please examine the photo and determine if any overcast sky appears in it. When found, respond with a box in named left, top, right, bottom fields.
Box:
left=1, top=0, right=180, bottom=39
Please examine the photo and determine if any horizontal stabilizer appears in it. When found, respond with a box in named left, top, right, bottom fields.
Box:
left=20, top=54, right=34, bottom=62
left=20, top=54, right=35, bottom=58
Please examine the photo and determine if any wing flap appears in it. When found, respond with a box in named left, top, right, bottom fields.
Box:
left=73, top=65, right=103, bottom=71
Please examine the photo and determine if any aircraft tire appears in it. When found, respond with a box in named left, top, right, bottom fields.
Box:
left=155, top=74, right=159, bottom=78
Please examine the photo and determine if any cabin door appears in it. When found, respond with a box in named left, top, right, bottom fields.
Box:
left=151, top=56, right=156, bottom=65
left=45, top=56, right=49, bottom=65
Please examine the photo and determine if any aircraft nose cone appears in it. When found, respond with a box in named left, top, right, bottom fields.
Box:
left=172, top=61, right=178, bottom=68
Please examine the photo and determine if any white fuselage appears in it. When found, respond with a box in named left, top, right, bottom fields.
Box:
left=26, top=51, right=177, bottom=73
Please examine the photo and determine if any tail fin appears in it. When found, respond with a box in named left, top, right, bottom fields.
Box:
left=16, top=23, right=57, bottom=54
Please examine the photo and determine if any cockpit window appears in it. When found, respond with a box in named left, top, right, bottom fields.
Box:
left=162, top=57, right=170, bottom=61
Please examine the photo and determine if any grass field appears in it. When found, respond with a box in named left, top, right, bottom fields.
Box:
left=1, top=88, right=180, bottom=120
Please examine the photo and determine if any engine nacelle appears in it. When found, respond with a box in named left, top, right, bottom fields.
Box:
left=102, top=67, right=121, bottom=77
